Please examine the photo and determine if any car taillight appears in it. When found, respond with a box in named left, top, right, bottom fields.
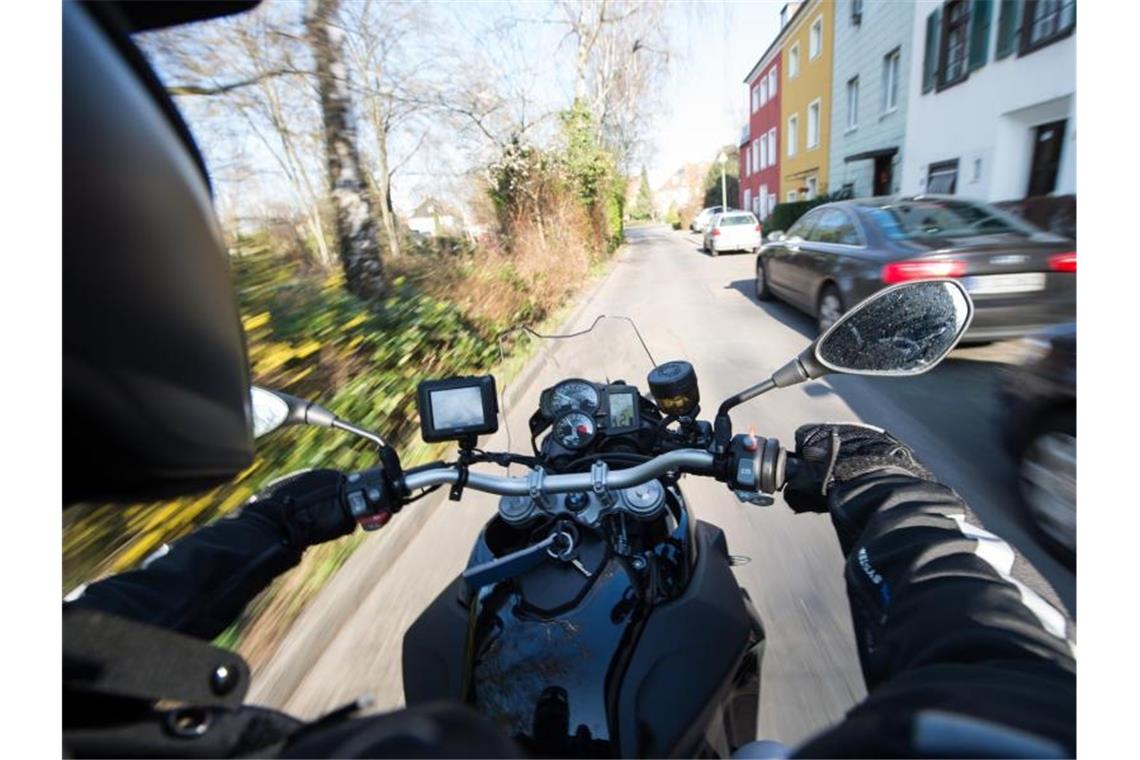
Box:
left=881, top=259, right=966, bottom=284
left=755, top=224, right=762, bottom=233
left=1049, top=251, right=1076, bottom=273
left=711, top=228, right=720, bottom=236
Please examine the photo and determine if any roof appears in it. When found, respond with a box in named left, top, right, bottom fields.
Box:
left=742, top=0, right=814, bottom=84
left=411, top=197, right=461, bottom=219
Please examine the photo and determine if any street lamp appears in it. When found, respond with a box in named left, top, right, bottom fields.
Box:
left=717, top=150, right=728, bottom=209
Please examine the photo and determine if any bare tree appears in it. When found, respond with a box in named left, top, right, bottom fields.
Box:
left=141, top=8, right=335, bottom=269
left=340, top=0, right=436, bottom=260
left=557, top=0, right=670, bottom=172
left=307, top=0, right=387, bottom=299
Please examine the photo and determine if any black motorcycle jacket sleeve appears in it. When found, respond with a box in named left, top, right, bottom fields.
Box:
left=793, top=472, right=1076, bottom=758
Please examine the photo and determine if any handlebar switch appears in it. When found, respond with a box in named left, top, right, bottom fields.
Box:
left=345, top=467, right=393, bottom=531
left=726, top=434, right=787, bottom=495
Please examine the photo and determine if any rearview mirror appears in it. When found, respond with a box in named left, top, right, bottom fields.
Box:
left=815, top=280, right=973, bottom=376
left=251, top=386, right=290, bottom=438
left=766, top=230, right=785, bottom=243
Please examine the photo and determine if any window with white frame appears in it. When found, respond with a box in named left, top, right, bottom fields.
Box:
left=767, top=127, right=776, bottom=165
left=789, top=43, right=800, bottom=78
left=759, top=134, right=768, bottom=169
left=752, top=139, right=760, bottom=172
left=744, top=188, right=752, bottom=213
left=787, top=114, right=798, bottom=156
left=806, top=176, right=818, bottom=199
left=883, top=48, right=900, bottom=113
left=809, top=17, right=822, bottom=59
left=744, top=148, right=751, bottom=177
left=846, top=77, right=858, bottom=131
left=768, top=191, right=777, bottom=216
left=760, top=78, right=768, bottom=106
left=787, top=190, right=797, bottom=202
left=807, top=99, right=821, bottom=148
left=751, top=85, right=759, bottom=113
left=759, top=184, right=768, bottom=217
left=768, top=67, right=777, bottom=97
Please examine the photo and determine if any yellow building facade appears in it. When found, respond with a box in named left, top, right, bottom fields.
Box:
left=779, top=0, right=834, bottom=201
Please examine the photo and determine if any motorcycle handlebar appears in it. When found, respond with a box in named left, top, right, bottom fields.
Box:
left=400, top=449, right=718, bottom=497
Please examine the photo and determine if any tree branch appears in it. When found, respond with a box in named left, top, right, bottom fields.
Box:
left=166, top=68, right=308, bottom=97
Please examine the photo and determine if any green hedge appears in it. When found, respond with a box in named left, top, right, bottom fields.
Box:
left=766, top=189, right=854, bottom=233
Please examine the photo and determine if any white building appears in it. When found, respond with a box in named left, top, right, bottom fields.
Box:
left=900, top=0, right=1075, bottom=202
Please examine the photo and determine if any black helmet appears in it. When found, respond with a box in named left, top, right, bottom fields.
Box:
left=63, top=2, right=259, bottom=505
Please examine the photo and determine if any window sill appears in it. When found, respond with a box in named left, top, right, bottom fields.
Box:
left=1019, top=25, right=1076, bottom=57
left=844, top=126, right=858, bottom=134
left=880, top=107, right=898, bottom=120
left=935, top=73, right=968, bottom=92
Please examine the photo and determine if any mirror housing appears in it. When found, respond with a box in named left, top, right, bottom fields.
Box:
left=766, top=230, right=786, bottom=243
left=814, top=279, right=973, bottom=376
left=250, top=385, right=337, bottom=438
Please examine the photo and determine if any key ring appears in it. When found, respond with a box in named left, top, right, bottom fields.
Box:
left=546, top=529, right=576, bottom=561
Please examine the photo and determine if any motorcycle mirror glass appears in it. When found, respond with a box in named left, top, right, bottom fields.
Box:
left=814, top=279, right=973, bottom=376
left=250, top=385, right=290, bottom=438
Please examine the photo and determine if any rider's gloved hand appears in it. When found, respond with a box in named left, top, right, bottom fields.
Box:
left=783, top=423, right=933, bottom=513
left=243, top=469, right=356, bottom=548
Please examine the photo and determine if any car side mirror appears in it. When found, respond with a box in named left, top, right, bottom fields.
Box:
left=766, top=230, right=785, bottom=243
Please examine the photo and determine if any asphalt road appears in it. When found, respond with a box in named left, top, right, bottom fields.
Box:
left=249, top=224, right=1074, bottom=747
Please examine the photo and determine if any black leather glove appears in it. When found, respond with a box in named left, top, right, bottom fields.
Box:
left=244, top=469, right=356, bottom=548
left=783, top=423, right=933, bottom=513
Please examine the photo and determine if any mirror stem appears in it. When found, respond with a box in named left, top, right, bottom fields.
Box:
left=331, top=418, right=389, bottom=450
left=712, top=347, right=828, bottom=451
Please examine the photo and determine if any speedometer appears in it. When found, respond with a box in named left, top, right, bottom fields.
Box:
left=550, top=380, right=600, bottom=415
left=553, top=412, right=596, bottom=450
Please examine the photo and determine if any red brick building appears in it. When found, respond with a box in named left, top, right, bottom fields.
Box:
left=739, top=50, right=781, bottom=222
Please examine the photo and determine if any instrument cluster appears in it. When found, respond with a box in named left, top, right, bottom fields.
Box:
left=538, top=378, right=641, bottom=451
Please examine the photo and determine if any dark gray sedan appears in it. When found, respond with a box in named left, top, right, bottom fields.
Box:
left=754, top=196, right=1076, bottom=338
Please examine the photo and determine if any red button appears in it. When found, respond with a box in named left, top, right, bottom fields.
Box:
left=743, top=436, right=758, bottom=452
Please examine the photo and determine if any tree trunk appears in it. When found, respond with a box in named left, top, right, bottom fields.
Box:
left=307, top=0, right=386, bottom=299
left=371, top=111, right=403, bottom=259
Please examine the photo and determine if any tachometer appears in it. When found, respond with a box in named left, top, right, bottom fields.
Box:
left=550, top=380, right=600, bottom=415
left=553, top=411, right=596, bottom=450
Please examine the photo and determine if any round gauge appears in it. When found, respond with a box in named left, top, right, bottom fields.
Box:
left=553, top=411, right=596, bottom=450
left=550, top=380, right=600, bottom=416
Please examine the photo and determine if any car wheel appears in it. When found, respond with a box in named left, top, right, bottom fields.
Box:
left=1018, top=408, right=1076, bottom=565
left=754, top=260, right=774, bottom=301
left=817, top=285, right=844, bottom=334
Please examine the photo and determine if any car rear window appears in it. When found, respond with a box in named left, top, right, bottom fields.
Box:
left=860, top=200, right=1041, bottom=240
left=719, top=214, right=756, bottom=226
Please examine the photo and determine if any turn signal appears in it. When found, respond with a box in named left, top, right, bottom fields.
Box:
left=1048, top=251, right=1076, bottom=273
left=881, top=259, right=966, bottom=284
left=711, top=228, right=721, bottom=236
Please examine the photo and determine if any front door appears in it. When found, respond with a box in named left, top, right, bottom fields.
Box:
left=873, top=155, right=893, bottom=195
left=1027, top=120, right=1066, bottom=197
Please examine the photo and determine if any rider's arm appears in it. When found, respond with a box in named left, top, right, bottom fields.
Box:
left=66, top=470, right=356, bottom=640
left=785, top=426, right=1075, bottom=758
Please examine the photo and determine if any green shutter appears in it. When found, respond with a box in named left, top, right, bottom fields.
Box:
left=968, top=0, right=994, bottom=71
left=995, top=0, right=1022, bottom=59
left=922, top=7, right=942, bottom=93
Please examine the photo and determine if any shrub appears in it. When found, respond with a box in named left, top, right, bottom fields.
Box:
left=766, top=190, right=852, bottom=232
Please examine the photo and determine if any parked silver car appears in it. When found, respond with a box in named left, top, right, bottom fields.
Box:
left=703, top=211, right=762, bottom=256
